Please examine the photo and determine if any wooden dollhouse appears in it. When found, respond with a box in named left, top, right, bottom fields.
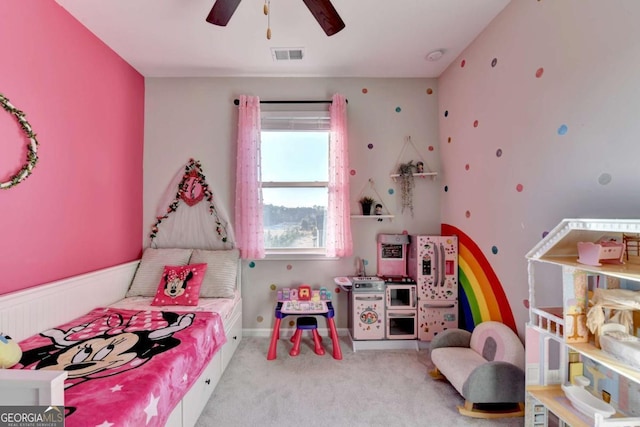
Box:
left=525, top=219, right=640, bottom=427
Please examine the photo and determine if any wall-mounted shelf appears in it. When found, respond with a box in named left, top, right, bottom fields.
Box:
left=390, top=136, right=437, bottom=179
left=390, top=172, right=438, bottom=181
left=354, top=178, right=393, bottom=219
left=350, top=214, right=394, bottom=220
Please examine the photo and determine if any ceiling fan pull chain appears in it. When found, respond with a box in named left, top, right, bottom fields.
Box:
left=265, top=0, right=272, bottom=40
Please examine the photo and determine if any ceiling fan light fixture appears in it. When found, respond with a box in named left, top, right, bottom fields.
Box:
left=426, top=49, right=445, bottom=62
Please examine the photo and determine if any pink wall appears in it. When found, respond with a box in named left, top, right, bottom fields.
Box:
left=0, top=2, right=144, bottom=295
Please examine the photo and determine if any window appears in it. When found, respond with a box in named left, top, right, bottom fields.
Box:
left=261, top=110, right=330, bottom=254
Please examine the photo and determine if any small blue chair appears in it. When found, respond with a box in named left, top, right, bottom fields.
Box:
left=289, top=317, right=324, bottom=357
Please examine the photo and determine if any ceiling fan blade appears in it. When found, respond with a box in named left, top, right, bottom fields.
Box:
left=302, top=0, right=345, bottom=36
left=206, top=0, right=242, bottom=26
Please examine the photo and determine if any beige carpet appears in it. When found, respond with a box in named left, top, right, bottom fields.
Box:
left=195, top=337, right=525, bottom=427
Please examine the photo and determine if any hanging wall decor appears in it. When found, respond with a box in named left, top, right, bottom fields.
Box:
left=0, top=93, right=39, bottom=190
left=397, top=160, right=416, bottom=215
left=149, top=158, right=229, bottom=246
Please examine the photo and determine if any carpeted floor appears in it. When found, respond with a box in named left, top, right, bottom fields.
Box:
left=195, top=337, right=525, bottom=427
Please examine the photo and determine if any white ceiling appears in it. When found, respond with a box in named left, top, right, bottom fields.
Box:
left=54, top=0, right=510, bottom=78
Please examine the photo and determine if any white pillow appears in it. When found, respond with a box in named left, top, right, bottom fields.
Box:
left=189, top=249, right=239, bottom=298
left=127, top=248, right=193, bottom=297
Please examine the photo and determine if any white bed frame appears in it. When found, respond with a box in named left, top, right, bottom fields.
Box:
left=0, top=260, right=243, bottom=427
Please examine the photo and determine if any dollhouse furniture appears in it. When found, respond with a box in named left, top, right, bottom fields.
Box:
left=577, top=240, right=625, bottom=266
left=623, top=233, right=640, bottom=260
left=289, top=317, right=325, bottom=357
left=267, top=300, right=342, bottom=360
left=429, top=321, right=526, bottom=418
left=525, top=218, right=640, bottom=427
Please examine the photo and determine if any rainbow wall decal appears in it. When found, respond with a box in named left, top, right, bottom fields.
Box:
left=441, top=224, right=517, bottom=333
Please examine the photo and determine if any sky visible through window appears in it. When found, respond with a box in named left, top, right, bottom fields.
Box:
left=261, top=131, right=329, bottom=208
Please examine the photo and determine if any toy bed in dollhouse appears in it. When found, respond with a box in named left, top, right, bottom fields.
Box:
left=587, top=288, right=640, bottom=371
left=0, top=160, right=243, bottom=427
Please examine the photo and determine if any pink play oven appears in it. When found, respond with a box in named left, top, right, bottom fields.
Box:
left=377, top=234, right=410, bottom=278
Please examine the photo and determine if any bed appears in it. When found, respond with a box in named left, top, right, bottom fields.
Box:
left=599, top=323, right=640, bottom=371
left=0, top=248, right=243, bottom=427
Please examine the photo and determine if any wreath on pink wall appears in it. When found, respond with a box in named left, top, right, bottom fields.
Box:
left=0, top=93, right=39, bottom=190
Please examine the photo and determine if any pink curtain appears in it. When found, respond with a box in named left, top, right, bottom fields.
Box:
left=235, top=95, right=265, bottom=259
left=326, top=93, right=353, bottom=257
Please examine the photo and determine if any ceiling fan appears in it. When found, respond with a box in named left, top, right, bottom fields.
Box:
left=206, top=0, right=346, bottom=37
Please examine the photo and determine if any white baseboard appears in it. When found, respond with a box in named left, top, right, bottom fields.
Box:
left=243, top=327, right=349, bottom=338
left=243, top=328, right=423, bottom=352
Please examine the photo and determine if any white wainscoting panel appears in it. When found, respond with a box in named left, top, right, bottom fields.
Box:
left=0, top=261, right=139, bottom=341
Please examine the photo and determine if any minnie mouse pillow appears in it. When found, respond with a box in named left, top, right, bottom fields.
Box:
left=151, top=263, right=208, bottom=306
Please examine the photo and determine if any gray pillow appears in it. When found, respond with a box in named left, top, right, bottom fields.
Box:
left=190, top=249, right=239, bottom=298
left=126, top=248, right=193, bottom=297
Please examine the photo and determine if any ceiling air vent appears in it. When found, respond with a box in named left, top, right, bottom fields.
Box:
left=271, top=48, right=305, bottom=62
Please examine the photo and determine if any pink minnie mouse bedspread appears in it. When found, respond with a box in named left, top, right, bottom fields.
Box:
left=14, top=307, right=226, bottom=426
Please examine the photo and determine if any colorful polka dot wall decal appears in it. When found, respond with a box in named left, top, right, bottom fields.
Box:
left=598, top=173, right=612, bottom=185
left=473, top=120, right=479, bottom=128
left=270, top=284, right=277, bottom=290
left=286, top=264, right=292, bottom=270
left=367, top=143, right=374, bottom=149
left=542, top=231, right=549, bottom=238
left=289, top=320, right=295, bottom=327
left=523, top=299, right=530, bottom=309
left=465, top=164, right=470, bottom=171
left=334, top=287, right=341, bottom=294
left=491, top=246, right=498, bottom=254
left=465, top=210, right=471, bottom=218
left=395, top=107, right=402, bottom=113
left=257, top=316, right=264, bottom=323
left=444, top=185, right=448, bottom=192
left=536, top=67, right=544, bottom=78
left=249, top=261, right=256, bottom=268
left=447, top=137, right=452, bottom=143
left=350, top=169, right=356, bottom=176
left=516, top=184, right=524, bottom=192
left=426, top=88, right=433, bottom=95
left=444, top=110, right=449, bottom=117
left=496, top=148, right=503, bottom=157
left=362, top=88, right=368, bottom=94
left=388, top=188, right=394, bottom=195
left=402, top=230, right=409, bottom=235
left=461, top=59, right=466, bottom=68
left=557, top=124, right=568, bottom=135
left=428, top=146, right=434, bottom=151
left=491, top=58, right=498, bottom=67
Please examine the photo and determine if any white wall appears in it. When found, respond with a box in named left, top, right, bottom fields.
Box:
left=438, top=0, right=640, bottom=336
left=144, top=77, right=440, bottom=332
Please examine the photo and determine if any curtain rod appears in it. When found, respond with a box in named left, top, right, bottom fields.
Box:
left=233, top=99, right=347, bottom=106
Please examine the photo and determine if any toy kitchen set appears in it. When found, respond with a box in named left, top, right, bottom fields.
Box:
left=334, top=234, right=459, bottom=351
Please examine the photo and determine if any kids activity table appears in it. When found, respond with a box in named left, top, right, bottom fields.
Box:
left=267, top=300, right=342, bottom=360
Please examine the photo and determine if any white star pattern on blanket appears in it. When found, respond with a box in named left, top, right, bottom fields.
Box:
left=96, top=421, right=114, bottom=427
left=110, top=384, right=123, bottom=392
left=144, top=393, right=159, bottom=424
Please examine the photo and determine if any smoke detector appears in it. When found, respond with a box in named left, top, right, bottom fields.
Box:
left=271, top=48, right=305, bottom=61
left=426, top=49, right=445, bottom=62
